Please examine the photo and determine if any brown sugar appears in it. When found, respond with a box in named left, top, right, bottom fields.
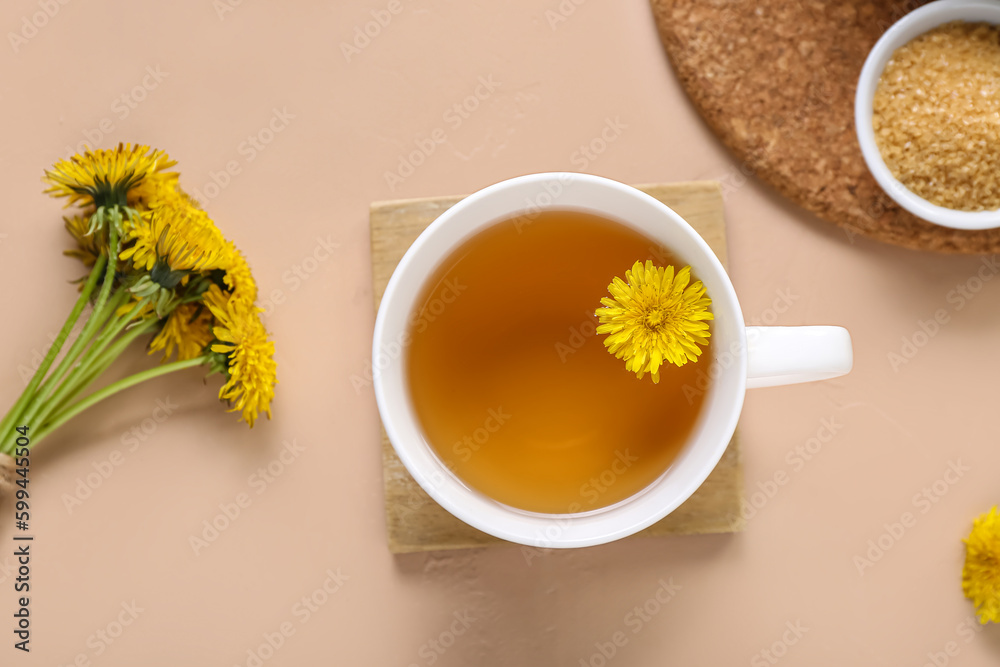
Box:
left=873, top=21, right=1000, bottom=212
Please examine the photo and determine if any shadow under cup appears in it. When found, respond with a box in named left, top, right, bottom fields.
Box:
left=373, top=173, right=747, bottom=548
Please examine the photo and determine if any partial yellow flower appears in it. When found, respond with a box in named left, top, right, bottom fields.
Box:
left=43, top=143, right=175, bottom=211
left=120, top=199, right=229, bottom=276
left=127, top=170, right=182, bottom=211
left=63, top=215, right=103, bottom=267
left=221, top=242, right=258, bottom=307
left=148, top=303, right=215, bottom=362
left=114, top=296, right=156, bottom=320
left=963, top=507, right=1000, bottom=624
left=595, top=260, right=713, bottom=382
left=204, top=286, right=276, bottom=427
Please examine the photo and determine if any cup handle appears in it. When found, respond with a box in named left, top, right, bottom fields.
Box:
left=745, top=326, right=853, bottom=388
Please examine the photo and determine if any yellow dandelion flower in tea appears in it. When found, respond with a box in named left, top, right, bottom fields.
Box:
left=595, top=260, right=713, bottom=382
left=148, top=303, right=215, bottom=362
left=963, top=507, right=1000, bottom=624
left=204, top=286, right=277, bottom=427
left=43, top=143, right=175, bottom=211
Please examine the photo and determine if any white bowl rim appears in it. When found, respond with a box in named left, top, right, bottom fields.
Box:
left=855, top=0, right=1000, bottom=230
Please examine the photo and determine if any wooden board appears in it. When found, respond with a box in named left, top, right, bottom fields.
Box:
left=370, top=182, right=744, bottom=553
left=650, top=0, right=1000, bottom=254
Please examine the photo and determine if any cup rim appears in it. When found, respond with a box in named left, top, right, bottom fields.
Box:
left=854, top=0, right=1000, bottom=230
left=372, top=173, right=747, bottom=548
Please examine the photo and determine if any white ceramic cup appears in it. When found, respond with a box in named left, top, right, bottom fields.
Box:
left=373, top=173, right=853, bottom=548
left=855, top=0, right=1000, bottom=230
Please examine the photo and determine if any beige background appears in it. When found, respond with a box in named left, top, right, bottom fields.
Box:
left=0, top=0, right=998, bottom=664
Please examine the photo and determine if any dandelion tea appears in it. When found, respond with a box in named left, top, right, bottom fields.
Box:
left=405, top=210, right=712, bottom=513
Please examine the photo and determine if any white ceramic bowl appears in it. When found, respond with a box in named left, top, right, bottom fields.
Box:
left=855, top=0, right=1000, bottom=230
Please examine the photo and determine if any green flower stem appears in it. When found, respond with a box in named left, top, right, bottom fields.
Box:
left=17, top=287, right=129, bottom=433
left=68, top=303, right=152, bottom=391
left=34, top=317, right=157, bottom=429
left=0, top=255, right=106, bottom=449
left=30, top=305, right=152, bottom=431
left=81, top=226, right=120, bottom=344
left=33, top=239, right=125, bottom=399
left=31, top=356, right=206, bottom=445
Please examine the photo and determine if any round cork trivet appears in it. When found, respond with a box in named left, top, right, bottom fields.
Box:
left=651, top=0, right=1000, bottom=254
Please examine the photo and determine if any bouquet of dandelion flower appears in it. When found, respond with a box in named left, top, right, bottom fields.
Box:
left=0, top=144, right=277, bottom=489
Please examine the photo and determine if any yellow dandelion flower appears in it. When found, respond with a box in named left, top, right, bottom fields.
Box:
left=63, top=214, right=104, bottom=267
left=120, top=198, right=229, bottom=276
left=43, top=143, right=175, bottom=211
left=221, top=242, right=258, bottom=307
left=114, top=296, right=156, bottom=320
left=204, top=286, right=276, bottom=427
left=963, top=507, right=1000, bottom=624
left=126, top=170, right=182, bottom=211
left=148, top=303, right=215, bottom=362
left=595, top=260, right=713, bottom=382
